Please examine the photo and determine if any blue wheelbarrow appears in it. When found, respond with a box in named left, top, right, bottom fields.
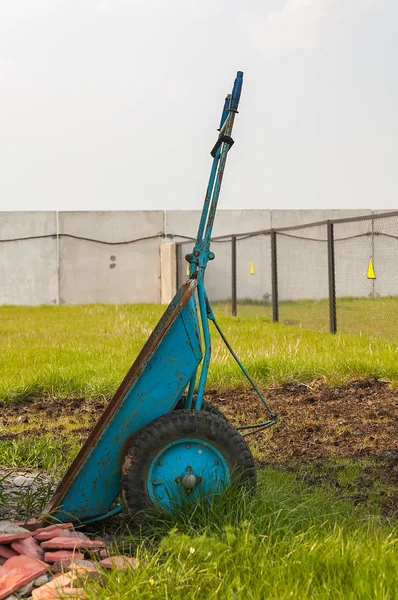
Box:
left=46, top=72, right=277, bottom=524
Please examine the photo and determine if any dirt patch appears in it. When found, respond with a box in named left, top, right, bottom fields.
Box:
left=208, top=378, right=398, bottom=462
left=1, top=379, right=397, bottom=521
left=1, top=379, right=397, bottom=461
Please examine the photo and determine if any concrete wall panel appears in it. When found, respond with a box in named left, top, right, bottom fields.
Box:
left=166, top=209, right=271, bottom=240
left=59, top=211, right=164, bottom=242
left=59, top=237, right=160, bottom=304
left=0, top=212, right=58, bottom=305
left=58, top=211, right=163, bottom=304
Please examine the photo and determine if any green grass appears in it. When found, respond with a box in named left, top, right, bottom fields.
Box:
left=0, top=302, right=397, bottom=403
left=79, top=468, right=397, bottom=599
left=1, top=302, right=397, bottom=597
left=0, top=435, right=81, bottom=473
left=223, top=295, right=398, bottom=341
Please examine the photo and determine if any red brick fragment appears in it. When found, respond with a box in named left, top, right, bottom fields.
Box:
left=0, top=544, right=18, bottom=560
left=14, top=520, right=42, bottom=531
left=0, top=532, right=32, bottom=545
left=62, top=588, right=87, bottom=598
left=33, top=523, right=74, bottom=539
left=31, top=573, right=74, bottom=600
left=44, top=551, right=84, bottom=564
left=35, top=528, right=63, bottom=542
left=100, top=555, right=139, bottom=570
left=49, top=560, right=74, bottom=573
left=34, top=587, right=87, bottom=600
left=68, top=558, right=100, bottom=571
left=12, top=536, right=44, bottom=561
left=41, top=537, right=106, bottom=551
left=0, top=555, right=48, bottom=600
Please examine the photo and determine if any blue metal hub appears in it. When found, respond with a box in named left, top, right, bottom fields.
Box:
left=147, top=438, right=230, bottom=510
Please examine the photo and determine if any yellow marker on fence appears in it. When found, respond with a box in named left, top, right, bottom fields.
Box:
left=367, top=258, right=376, bottom=279
left=250, top=259, right=255, bottom=275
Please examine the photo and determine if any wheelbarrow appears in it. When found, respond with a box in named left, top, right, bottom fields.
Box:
left=46, top=72, right=277, bottom=524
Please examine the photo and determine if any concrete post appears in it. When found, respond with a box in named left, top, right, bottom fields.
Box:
left=160, top=243, right=177, bottom=304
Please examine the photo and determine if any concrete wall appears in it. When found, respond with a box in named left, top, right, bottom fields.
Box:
left=0, top=212, right=58, bottom=305
left=58, top=211, right=163, bottom=304
left=169, top=210, right=272, bottom=302
left=0, top=209, right=396, bottom=305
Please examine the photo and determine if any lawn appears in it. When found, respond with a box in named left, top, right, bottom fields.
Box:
left=0, top=300, right=398, bottom=404
left=220, top=295, right=398, bottom=342
left=0, top=302, right=397, bottom=598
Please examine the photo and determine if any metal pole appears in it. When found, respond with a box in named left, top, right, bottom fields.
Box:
left=271, top=231, right=279, bottom=323
left=231, top=236, right=237, bottom=316
left=327, top=221, right=337, bottom=334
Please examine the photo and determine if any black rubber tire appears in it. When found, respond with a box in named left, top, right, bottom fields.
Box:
left=121, top=410, right=256, bottom=518
left=175, top=397, right=226, bottom=420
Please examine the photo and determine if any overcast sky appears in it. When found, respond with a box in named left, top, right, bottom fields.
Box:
left=0, top=0, right=397, bottom=212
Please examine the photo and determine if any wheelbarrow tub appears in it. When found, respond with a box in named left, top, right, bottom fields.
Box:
left=47, top=279, right=202, bottom=522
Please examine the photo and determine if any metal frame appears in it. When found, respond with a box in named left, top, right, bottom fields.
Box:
left=327, top=221, right=337, bottom=334
left=176, top=211, right=398, bottom=332
left=174, top=210, right=398, bottom=244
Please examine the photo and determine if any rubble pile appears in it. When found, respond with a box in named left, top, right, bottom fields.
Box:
left=0, top=521, right=141, bottom=599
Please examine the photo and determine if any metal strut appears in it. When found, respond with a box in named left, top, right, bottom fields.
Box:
left=205, top=295, right=278, bottom=437
left=185, top=71, right=278, bottom=432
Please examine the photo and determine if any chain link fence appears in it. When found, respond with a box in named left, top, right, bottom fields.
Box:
left=334, top=213, right=398, bottom=340
left=176, top=211, right=398, bottom=341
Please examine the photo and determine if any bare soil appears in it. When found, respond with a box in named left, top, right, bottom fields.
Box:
left=1, top=378, right=397, bottom=520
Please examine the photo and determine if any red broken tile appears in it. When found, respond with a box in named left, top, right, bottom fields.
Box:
left=0, top=544, right=18, bottom=560
left=0, top=532, right=33, bottom=544
left=0, top=555, right=48, bottom=600
left=31, top=573, right=74, bottom=600
left=100, top=555, right=139, bottom=570
left=61, top=588, right=87, bottom=598
left=44, top=551, right=84, bottom=564
left=12, top=536, right=44, bottom=561
left=49, top=560, right=72, bottom=573
left=34, top=587, right=87, bottom=600
left=41, top=537, right=106, bottom=551
left=68, top=558, right=100, bottom=571
left=68, top=559, right=101, bottom=582
left=35, top=528, right=63, bottom=542
left=33, top=523, right=74, bottom=539
left=14, top=519, right=42, bottom=531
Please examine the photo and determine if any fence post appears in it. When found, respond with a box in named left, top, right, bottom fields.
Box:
left=327, top=221, right=337, bottom=334
left=271, top=230, right=279, bottom=322
left=231, top=236, right=237, bottom=316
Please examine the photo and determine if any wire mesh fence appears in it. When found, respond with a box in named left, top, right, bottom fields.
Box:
left=277, top=224, right=329, bottom=332
left=175, top=211, right=398, bottom=341
left=235, top=233, right=273, bottom=320
left=334, top=213, right=398, bottom=341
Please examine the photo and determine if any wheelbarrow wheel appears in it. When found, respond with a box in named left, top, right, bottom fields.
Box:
left=121, top=410, right=256, bottom=519
left=175, top=397, right=226, bottom=420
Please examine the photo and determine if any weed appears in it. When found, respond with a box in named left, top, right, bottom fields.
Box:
left=10, top=474, right=54, bottom=521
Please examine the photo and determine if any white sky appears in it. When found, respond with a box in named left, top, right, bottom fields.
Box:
left=0, top=0, right=397, bottom=211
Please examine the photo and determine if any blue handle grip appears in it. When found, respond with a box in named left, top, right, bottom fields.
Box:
left=218, top=95, right=230, bottom=129
left=230, top=71, right=243, bottom=111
